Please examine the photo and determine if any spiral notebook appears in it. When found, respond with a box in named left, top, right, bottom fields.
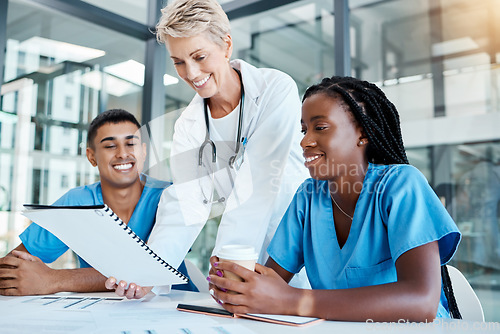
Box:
left=22, top=204, right=188, bottom=287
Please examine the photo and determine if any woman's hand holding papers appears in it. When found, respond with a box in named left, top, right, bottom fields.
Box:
left=105, top=277, right=152, bottom=299
left=208, top=261, right=303, bottom=316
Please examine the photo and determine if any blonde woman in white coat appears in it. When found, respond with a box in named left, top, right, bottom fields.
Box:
left=105, top=0, right=308, bottom=298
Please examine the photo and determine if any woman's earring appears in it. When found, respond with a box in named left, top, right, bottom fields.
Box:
left=358, top=140, right=364, bottom=146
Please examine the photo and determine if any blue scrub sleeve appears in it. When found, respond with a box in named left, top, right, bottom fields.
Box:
left=380, top=165, right=461, bottom=264
left=19, top=226, right=69, bottom=263
left=267, top=180, right=309, bottom=274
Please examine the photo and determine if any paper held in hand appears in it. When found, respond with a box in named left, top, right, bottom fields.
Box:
left=22, top=204, right=188, bottom=287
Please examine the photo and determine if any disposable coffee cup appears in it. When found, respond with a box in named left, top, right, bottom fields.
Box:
left=217, top=245, right=258, bottom=285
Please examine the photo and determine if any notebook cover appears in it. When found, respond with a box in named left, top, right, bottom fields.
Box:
left=176, top=303, right=323, bottom=326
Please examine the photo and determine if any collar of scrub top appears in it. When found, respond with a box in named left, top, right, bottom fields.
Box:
left=199, top=67, right=245, bottom=170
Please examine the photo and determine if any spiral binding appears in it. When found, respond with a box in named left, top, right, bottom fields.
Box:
left=101, top=205, right=188, bottom=282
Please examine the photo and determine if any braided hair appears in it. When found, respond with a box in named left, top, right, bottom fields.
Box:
left=441, top=265, right=462, bottom=319
left=302, top=76, right=408, bottom=165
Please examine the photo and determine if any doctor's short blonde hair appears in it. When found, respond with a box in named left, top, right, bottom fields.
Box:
left=156, top=0, right=231, bottom=48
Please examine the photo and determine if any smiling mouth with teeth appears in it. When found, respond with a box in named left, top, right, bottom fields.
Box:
left=305, top=155, right=322, bottom=163
left=113, top=163, right=133, bottom=170
left=193, top=74, right=211, bottom=87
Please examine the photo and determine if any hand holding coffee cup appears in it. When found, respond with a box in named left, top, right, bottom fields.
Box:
left=216, top=245, right=258, bottom=293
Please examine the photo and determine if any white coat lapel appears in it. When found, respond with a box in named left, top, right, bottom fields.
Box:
left=180, top=96, right=206, bottom=148
left=230, top=60, right=267, bottom=140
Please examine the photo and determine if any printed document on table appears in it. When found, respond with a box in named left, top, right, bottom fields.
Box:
left=0, top=309, right=96, bottom=334
left=91, top=324, right=257, bottom=334
left=91, top=304, right=218, bottom=328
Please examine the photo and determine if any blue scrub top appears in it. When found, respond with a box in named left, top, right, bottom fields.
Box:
left=20, top=175, right=197, bottom=292
left=268, top=163, right=461, bottom=318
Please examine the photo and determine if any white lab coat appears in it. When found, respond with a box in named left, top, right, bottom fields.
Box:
left=148, top=59, right=309, bottom=273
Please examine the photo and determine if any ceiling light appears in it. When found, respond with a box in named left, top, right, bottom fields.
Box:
left=80, top=71, right=140, bottom=97
left=104, top=60, right=145, bottom=86
left=18, top=36, right=105, bottom=63
left=103, top=60, right=179, bottom=87
left=80, top=71, right=102, bottom=91
left=163, top=74, right=179, bottom=86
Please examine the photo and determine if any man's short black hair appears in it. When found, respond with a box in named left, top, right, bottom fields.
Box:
left=87, top=109, right=142, bottom=148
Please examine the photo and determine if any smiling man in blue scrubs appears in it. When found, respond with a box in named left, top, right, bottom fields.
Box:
left=0, top=109, right=196, bottom=295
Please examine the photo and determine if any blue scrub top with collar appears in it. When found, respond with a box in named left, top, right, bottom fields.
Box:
left=268, top=163, right=461, bottom=318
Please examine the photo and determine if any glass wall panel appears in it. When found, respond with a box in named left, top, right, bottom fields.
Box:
left=232, top=0, right=335, bottom=93
left=0, top=0, right=146, bottom=267
left=353, top=0, right=500, bottom=321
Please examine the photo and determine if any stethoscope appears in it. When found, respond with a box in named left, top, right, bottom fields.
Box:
left=198, top=68, right=245, bottom=204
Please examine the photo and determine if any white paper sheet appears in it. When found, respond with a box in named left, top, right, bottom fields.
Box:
left=22, top=205, right=186, bottom=286
left=91, top=324, right=257, bottom=334
left=0, top=310, right=96, bottom=334
left=90, top=305, right=218, bottom=328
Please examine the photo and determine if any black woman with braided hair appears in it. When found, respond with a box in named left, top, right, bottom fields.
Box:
left=208, top=76, right=462, bottom=322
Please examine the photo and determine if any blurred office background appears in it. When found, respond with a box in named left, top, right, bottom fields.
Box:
left=1, top=0, right=499, bottom=321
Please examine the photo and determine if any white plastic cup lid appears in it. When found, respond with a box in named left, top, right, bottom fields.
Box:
left=217, top=245, right=258, bottom=261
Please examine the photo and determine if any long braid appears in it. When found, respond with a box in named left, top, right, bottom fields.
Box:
left=441, top=266, right=462, bottom=319
left=303, top=76, right=409, bottom=165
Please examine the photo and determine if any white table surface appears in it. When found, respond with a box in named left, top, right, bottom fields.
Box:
left=1, top=290, right=499, bottom=334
